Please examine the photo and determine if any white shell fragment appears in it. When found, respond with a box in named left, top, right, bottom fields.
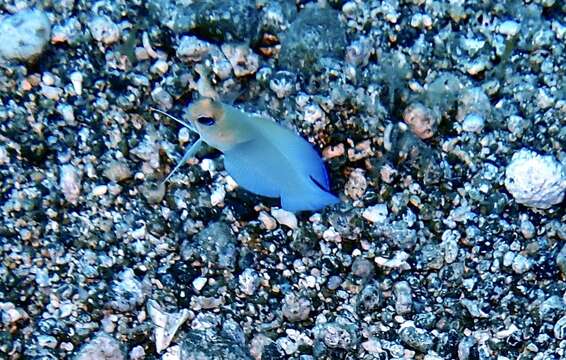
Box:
left=147, top=299, right=190, bottom=353
left=60, top=164, right=81, bottom=205
left=504, top=149, right=566, bottom=209
left=70, top=71, right=83, bottom=96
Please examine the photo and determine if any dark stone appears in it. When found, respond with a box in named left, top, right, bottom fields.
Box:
left=278, top=6, right=346, bottom=75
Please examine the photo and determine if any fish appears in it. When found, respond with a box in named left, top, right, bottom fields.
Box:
left=152, top=98, right=339, bottom=212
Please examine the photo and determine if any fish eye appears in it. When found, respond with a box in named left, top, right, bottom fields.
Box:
left=197, top=116, right=216, bottom=126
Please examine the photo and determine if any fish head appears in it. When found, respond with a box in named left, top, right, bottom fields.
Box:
left=187, top=98, right=247, bottom=151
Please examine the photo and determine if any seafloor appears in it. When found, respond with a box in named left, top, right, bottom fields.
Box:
left=0, top=0, right=565, bottom=359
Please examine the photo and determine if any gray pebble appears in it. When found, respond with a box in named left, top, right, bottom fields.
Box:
left=512, top=254, right=531, bottom=274
left=238, top=268, right=260, bottom=296
left=399, top=326, right=433, bottom=353
left=269, top=70, right=297, bottom=99
left=357, top=281, right=383, bottom=312
left=394, top=281, right=413, bottom=314
left=314, top=320, right=357, bottom=351
left=457, top=336, right=477, bottom=360
left=140, top=181, right=166, bottom=204
left=0, top=8, right=51, bottom=62
left=279, top=6, right=346, bottom=75
left=151, top=86, right=174, bottom=110
left=103, top=161, right=132, bottom=182
left=179, top=329, right=252, bottom=360
left=282, top=293, right=311, bottom=322
left=177, top=36, right=211, bottom=62
left=327, top=276, right=342, bottom=290
left=181, top=222, right=237, bottom=269
left=60, top=164, right=81, bottom=205
left=37, top=335, right=57, bottom=349
left=351, top=257, right=374, bottom=278
left=75, top=334, right=124, bottom=360
left=520, top=218, right=536, bottom=239
left=221, top=43, right=259, bottom=77
left=109, top=269, right=147, bottom=312
left=418, top=244, right=444, bottom=270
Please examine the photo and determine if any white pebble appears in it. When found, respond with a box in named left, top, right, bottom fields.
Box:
left=151, top=59, right=169, bottom=75
left=0, top=146, right=9, bottom=165
left=362, top=204, right=388, bottom=223
left=504, top=149, right=566, bottom=209
left=41, top=85, right=63, bottom=100
left=38, top=335, right=57, bottom=349
left=210, top=185, right=226, bottom=206
left=0, top=304, right=26, bottom=324
left=258, top=211, right=277, bottom=231
left=238, top=268, right=260, bottom=296
left=462, top=113, right=485, bottom=133
left=322, top=227, right=342, bottom=243
left=151, top=86, right=173, bottom=110
left=362, top=338, right=383, bottom=353
left=177, top=36, right=211, bottom=62
left=403, top=102, right=437, bottom=139
left=131, top=225, right=146, bottom=240
left=57, top=103, right=75, bottom=124
left=92, top=185, right=108, bottom=196
left=70, top=71, right=83, bottom=95
left=224, top=175, right=239, bottom=192
left=42, top=72, right=56, bottom=86
left=512, top=254, right=531, bottom=274
left=199, top=158, right=216, bottom=172
left=303, top=103, right=324, bottom=123
left=178, top=127, right=190, bottom=145
left=87, top=15, right=120, bottom=45
left=498, top=20, right=521, bottom=37
left=129, top=345, right=145, bottom=360
left=345, top=168, right=367, bottom=200
left=193, top=277, right=207, bottom=291
left=162, top=345, right=181, bottom=360
left=271, top=208, right=298, bottom=229
left=147, top=300, right=190, bottom=353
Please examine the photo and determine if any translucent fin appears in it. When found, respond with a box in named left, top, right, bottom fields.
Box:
left=150, top=107, right=197, bottom=133
left=162, top=138, right=203, bottom=184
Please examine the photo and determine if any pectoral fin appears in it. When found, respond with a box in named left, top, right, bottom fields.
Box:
left=162, top=138, right=203, bottom=184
